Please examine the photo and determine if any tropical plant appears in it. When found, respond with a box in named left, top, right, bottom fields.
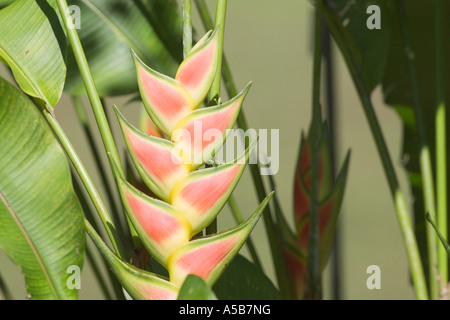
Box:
left=0, top=0, right=448, bottom=301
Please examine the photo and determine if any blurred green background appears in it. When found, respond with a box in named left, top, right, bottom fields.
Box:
left=0, top=0, right=415, bottom=299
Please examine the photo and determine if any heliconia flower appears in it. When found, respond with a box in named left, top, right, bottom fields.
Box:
left=139, top=106, right=164, bottom=138
left=167, top=192, right=273, bottom=287
left=86, top=219, right=179, bottom=300
left=105, top=26, right=269, bottom=299
left=133, top=27, right=220, bottom=137
left=170, top=140, right=256, bottom=235
left=171, top=83, right=251, bottom=169
left=115, top=105, right=190, bottom=201
left=115, top=171, right=192, bottom=266
left=293, top=125, right=349, bottom=262
left=278, top=122, right=350, bottom=299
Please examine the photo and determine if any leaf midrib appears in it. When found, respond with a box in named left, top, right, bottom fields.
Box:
left=0, top=46, right=49, bottom=107
left=0, top=189, right=59, bottom=299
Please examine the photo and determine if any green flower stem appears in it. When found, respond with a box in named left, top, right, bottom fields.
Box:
left=208, top=0, right=227, bottom=105
left=194, top=0, right=293, bottom=299
left=306, top=7, right=323, bottom=300
left=205, top=0, right=227, bottom=236
left=395, top=0, right=439, bottom=299
left=56, top=0, right=123, bottom=178
left=318, top=0, right=428, bottom=300
left=227, top=196, right=263, bottom=269
left=182, top=0, right=193, bottom=58
left=434, top=0, right=448, bottom=290
left=71, top=96, right=125, bottom=243
left=43, top=111, right=127, bottom=261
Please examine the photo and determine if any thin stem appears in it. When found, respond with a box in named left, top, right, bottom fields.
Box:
left=71, top=96, right=125, bottom=243
left=43, top=111, right=127, bottom=260
left=227, top=196, right=263, bottom=269
left=0, top=272, right=13, bottom=300
left=395, top=0, right=439, bottom=299
left=319, top=0, right=428, bottom=300
left=56, top=0, right=123, bottom=177
left=205, top=0, right=227, bottom=235
left=306, top=7, right=323, bottom=300
left=182, top=0, right=193, bottom=58
left=434, top=0, right=448, bottom=290
left=322, top=18, right=341, bottom=299
left=194, top=0, right=292, bottom=299
left=208, top=0, right=227, bottom=105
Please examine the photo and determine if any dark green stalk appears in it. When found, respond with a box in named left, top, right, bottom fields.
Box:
left=427, top=214, right=450, bottom=257
left=205, top=0, right=227, bottom=236
left=319, top=0, right=428, bottom=300
left=434, top=0, right=447, bottom=289
left=194, top=0, right=292, bottom=299
left=0, top=272, right=13, bottom=300
left=182, top=0, right=193, bottom=58
left=227, top=197, right=263, bottom=269
left=306, top=7, right=323, bottom=300
left=208, top=0, right=227, bottom=105
left=394, top=0, right=439, bottom=299
left=322, top=19, right=341, bottom=299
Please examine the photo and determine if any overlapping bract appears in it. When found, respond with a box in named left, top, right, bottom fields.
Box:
left=281, top=123, right=350, bottom=300
left=100, top=29, right=268, bottom=300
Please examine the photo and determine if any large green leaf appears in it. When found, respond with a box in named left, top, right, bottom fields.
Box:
left=177, top=275, right=217, bottom=300
left=64, top=0, right=182, bottom=97
left=0, top=0, right=66, bottom=109
left=0, top=77, right=85, bottom=300
left=322, top=0, right=389, bottom=93
left=214, top=254, right=280, bottom=300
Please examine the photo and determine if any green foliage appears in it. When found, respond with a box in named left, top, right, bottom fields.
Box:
left=0, top=77, right=85, bottom=300
left=64, top=0, right=182, bottom=97
left=0, top=0, right=66, bottom=109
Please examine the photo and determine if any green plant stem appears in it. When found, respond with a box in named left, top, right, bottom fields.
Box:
left=227, top=196, right=263, bottom=269
left=395, top=0, right=439, bottom=299
left=43, top=111, right=127, bottom=260
left=71, top=96, right=125, bottom=243
left=182, top=0, right=193, bottom=58
left=319, top=0, right=428, bottom=300
left=206, top=0, right=227, bottom=235
left=208, top=0, right=227, bottom=105
left=306, top=7, right=323, bottom=300
left=56, top=0, right=123, bottom=177
left=194, top=0, right=293, bottom=299
left=434, top=0, right=448, bottom=290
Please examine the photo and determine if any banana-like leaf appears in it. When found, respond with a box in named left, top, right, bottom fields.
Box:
left=0, top=0, right=66, bottom=109
left=177, top=275, right=217, bottom=300
left=322, top=0, right=389, bottom=93
left=64, top=0, right=181, bottom=97
left=167, top=192, right=274, bottom=287
left=0, top=78, right=85, bottom=300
